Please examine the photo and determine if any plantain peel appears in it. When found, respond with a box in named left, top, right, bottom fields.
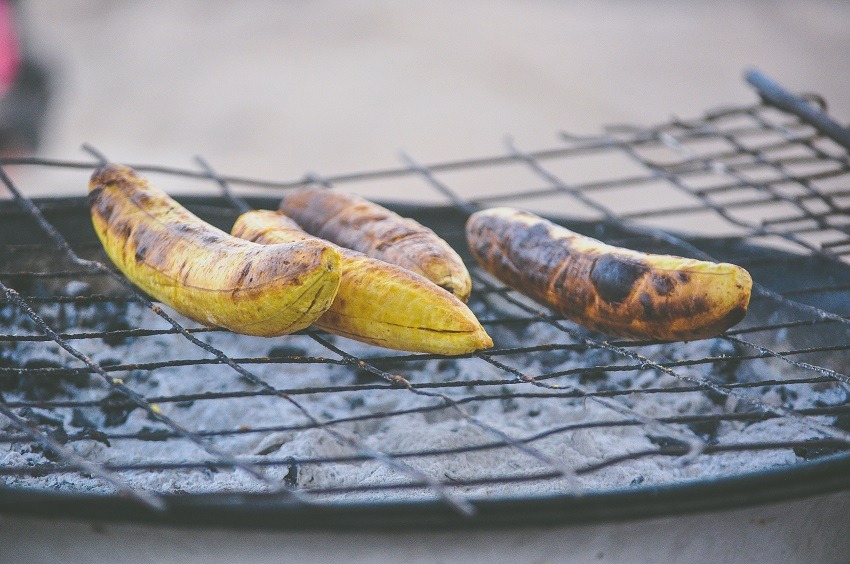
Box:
left=87, top=164, right=341, bottom=336
left=467, top=207, right=752, bottom=342
left=232, top=210, right=492, bottom=354
left=279, top=187, right=472, bottom=302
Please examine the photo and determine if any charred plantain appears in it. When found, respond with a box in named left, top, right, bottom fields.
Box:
left=279, top=187, right=472, bottom=301
left=232, top=210, right=492, bottom=354
left=88, top=164, right=341, bottom=336
left=466, top=207, right=752, bottom=341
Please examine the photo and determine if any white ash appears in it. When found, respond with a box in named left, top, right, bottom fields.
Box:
left=1, top=285, right=848, bottom=505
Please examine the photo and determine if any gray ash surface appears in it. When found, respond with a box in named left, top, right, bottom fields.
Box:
left=2, top=275, right=848, bottom=504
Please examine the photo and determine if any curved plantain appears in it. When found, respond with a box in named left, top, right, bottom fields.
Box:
left=88, top=164, right=341, bottom=336
left=466, top=207, right=752, bottom=341
left=232, top=210, right=492, bottom=354
left=279, top=187, right=472, bottom=301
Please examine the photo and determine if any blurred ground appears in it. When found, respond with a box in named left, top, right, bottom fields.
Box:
left=8, top=0, right=849, bottom=199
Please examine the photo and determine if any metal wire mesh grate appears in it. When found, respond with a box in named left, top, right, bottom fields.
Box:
left=1, top=74, right=850, bottom=518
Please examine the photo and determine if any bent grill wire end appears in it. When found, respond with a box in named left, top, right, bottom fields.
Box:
left=746, top=69, right=850, bottom=153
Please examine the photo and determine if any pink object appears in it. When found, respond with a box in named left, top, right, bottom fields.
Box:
left=0, top=0, right=20, bottom=96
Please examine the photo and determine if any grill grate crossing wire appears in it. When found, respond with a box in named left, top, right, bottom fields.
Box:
left=2, top=73, right=850, bottom=514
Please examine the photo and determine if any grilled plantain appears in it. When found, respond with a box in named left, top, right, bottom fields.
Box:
left=88, top=164, right=341, bottom=336
left=466, top=207, right=752, bottom=341
left=232, top=210, right=492, bottom=354
left=279, top=187, right=472, bottom=301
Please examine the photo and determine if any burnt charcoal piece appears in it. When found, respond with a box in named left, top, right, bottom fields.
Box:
left=101, top=391, right=138, bottom=427
left=74, top=426, right=111, bottom=447
left=136, top=426, right=170, bottom=441
left=708, top=339, right=747, bottom=384
left=773, top=386, right=799, bottom=405
left=67, top=408, right=110, bottom=446
left=436, top=358, right=458, bottom=374
left=538, top=347, right=576, bottom=370
left=0, top=358, right=57, bottom=400
left=833, top=413, right=850, bottom=432
left=704, top=388, right=728, bottom=407
left=69, top=408, right=95, bottom=429
left=647, top=435, right=690, bottom=451
left=352, top=368, right=379, bottom=385
left=30, top=443, right=61, bottom=463
left=432, top=358, right=460, bottom=380
left=17, top=407, right=68, bottom=461
left=284, top=457, right=299, bottom=487
left=4, top=358, right=89, bottom=401
left=499, top=386, right=519, bottom=412
left=686, top=419, right=721, bottom=443
left=793, top=439, right=847, bottom=461
left=578, top=368, right=609, bottom=386
left=102, top=318, right=132, bottom=346
left=17, top=406, right=64, bottom=428
left=70, top=298, right=130, bottom=330
left=346, top=396, right=365, bottom=410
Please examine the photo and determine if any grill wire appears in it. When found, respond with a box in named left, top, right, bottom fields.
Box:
left=1, top=85, right=850, bottom=516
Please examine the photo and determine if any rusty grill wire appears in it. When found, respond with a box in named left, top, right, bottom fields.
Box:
left=1, top=80, right=850, bottom=515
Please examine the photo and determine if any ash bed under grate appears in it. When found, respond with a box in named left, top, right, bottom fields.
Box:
left=1, top=72, right=850, bottom=524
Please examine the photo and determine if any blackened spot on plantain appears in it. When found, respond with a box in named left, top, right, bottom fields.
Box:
left=236, top=261, right=252, bottom=284
left=652, top=274, right=676, bottom=296
left=590, top=254, right=648, bottom=303
left=639, top=292, right=656, bottom=318
left=690, top=296, right=708, bottom=314
left=90, top=166, right=122, bottom=188
left=568, top=284, right=593, bottom=310
left=677, top=271, right=691, bottom=283
left=175, top=223, right=212, bottom=238
left=513, top=222, right=573, bottom=275
left=87, top=186, right=104, bottom=209
left=88, top=189, right=115, bottom=224
left=130, top=190, right=153, bottom=208
left=516, top=223, right=550, bottom=248
left=550, top=251, right=584, bottom=303
left=466, top=218, right=484, bottom=240
left=134, top=244, right=147, bottom=263
left=113, top=219, right=132, bottom=241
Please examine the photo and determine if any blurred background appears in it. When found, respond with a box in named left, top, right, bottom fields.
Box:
left=1, top=0, right=849, bottom=197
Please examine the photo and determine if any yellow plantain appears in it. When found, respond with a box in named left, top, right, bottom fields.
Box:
left=232, top=210, right=493, bottom=354
left=279, top=187, right=472, bottom=301
left=466, top=207, right=752, bottom=341
left=88, top=164, right=341, bottom=336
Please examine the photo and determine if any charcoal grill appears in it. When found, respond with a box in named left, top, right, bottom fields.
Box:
left=2, top=71, right=850, bottom=542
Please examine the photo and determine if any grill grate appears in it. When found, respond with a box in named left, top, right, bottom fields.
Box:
left=1, top=72, right=850, bottom=518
